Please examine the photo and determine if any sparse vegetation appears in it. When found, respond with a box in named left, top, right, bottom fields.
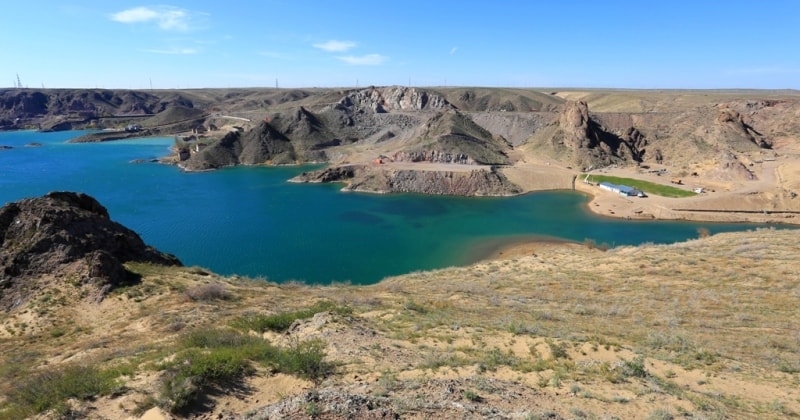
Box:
left=184, top=282, right=230, bottom=301
left=2, top=364, right=130, bottom=418
left=157, top=328, right=332, bottom=413
left=1, top=229, right=798, bottom=418
left=229, top=300, right=351, bottom=333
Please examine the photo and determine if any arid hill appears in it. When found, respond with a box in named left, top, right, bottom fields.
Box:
left=3, top=87, right=800, bottom=210
left=0, top=193, right=797, bottom=419
left=3, top=87, right=797, bottom=172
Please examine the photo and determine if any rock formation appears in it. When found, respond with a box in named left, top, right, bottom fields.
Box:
left=181, top=120, right=296, bottom=170
left=405, top=110, right=511, bottom=165
left=336, top=86, right=453, bottom=113
left=537, top=100, right=642, bottom=169
left=0, top=192, right=181, bottom=310
left=715, top=108, right=771, bottom=149
left=706, top=151, right=757, bottom=181
left=293, top=165, right=521, bottom=196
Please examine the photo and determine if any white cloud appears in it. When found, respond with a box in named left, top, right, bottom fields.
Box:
left=141, top=47, right=198, bottom=55
left=449, top=46, right=458, bottom=55
left=337, top=54, right=388, bottom=66
left=313, top=40, right=357, bottom=52
left=110, top=6, right=192, bottom=31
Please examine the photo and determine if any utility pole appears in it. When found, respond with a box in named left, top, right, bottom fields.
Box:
left=275, top=78, right=278, bottom=89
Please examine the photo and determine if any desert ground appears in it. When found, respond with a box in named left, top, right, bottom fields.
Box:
left=1, top=228, right=798, bottom=419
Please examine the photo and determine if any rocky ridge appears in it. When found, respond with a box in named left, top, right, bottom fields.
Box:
left=180, top=121, right=296, bottom=170
left=526, top=100, right=643, bottom=168
left=0, top=192, right=181, bottom=310
left=335, top=86, right=453, bottom=113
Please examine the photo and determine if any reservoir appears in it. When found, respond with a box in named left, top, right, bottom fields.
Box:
left=0, top=130, right=774, bottom=284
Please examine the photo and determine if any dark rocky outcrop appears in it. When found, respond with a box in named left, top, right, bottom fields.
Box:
left=404, top=111, right=511, bottom=165
left=0, top=192, right=181, bottom=310
left=182, top=121, right=296, bottom=170
left=445, top=88, right=563, bottom=112
left=715, top=108, right=771, bottom=149
left=538, top=100, right=642, bottom=169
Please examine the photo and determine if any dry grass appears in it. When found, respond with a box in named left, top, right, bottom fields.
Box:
left=0, top=228, right=798, bottom=418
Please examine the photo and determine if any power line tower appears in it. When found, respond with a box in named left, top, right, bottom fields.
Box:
left=16, top=74, right=23, bottom=89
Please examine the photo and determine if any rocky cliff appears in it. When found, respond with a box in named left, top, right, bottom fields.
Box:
left=525, top=100, right=643, bottom=169
left=336, top=86, right=453, bottom=113
left=0, top=192, right=181, bottom=310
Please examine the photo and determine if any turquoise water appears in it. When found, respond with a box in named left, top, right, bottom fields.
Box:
left=0, top=130, right=775, bottom=284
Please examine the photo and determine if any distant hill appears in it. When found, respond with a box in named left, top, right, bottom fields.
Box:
left=3, top=86, right=799, bottom=194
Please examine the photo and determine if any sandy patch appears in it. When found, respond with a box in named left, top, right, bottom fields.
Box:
left=502, top=158, right=576, bottom=191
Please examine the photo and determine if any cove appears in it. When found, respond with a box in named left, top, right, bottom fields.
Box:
left=0, top=130, right=777, bottom=285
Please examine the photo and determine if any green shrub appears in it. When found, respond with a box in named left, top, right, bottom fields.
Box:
left=4, top=364, right=127, bottom=418
left=229, top=300, right=351, bottom=333
left=546, top=340, right=570, bottom=360
left=480, top=348, right=521, bottom=372
left=181, top=328, right=261, bottom=349
left=622, top=356, right=647, bottom=378
left=160, top=328, right=333, bottom=413
left=161, top=347, right=255, bottom=413
left=274, top=338, right=332, bottom=383
left=463, top=390, right=483, bottom=402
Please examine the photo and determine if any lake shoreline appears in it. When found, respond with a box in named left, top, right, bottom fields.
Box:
left=13, top=127, right=796, bottom=227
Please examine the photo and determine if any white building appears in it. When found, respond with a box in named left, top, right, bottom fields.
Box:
left=599, top=181, right=645, bottom=197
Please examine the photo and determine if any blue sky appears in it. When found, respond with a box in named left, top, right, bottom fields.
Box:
left=2, top=1, right=799, bottom=89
